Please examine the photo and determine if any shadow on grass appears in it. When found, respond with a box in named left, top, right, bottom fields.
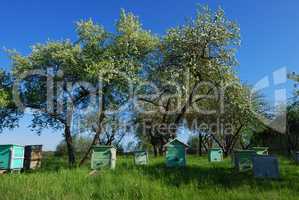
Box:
left=136, top=162, right=296, bottom=191
left=39, top=155, right=69, bottom=172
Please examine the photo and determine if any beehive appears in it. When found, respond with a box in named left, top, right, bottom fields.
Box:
left=208, top=148, right=223, bottom=162
left=253, top=155, right=280, bottom=178
left=24, top=145, right=43, bottom=170
left=91, top=145, right=116, bottom=170
left=294, top=152, right=299, bottom=163
left=165, top=139, right=189, bottom=167
left=252, top=147, right=269, bottom=155
left=0, top=144, right=24, bottom=171
left=233, top=150, right=256, bottom=171
left=134, top=151, right=148, bottom=165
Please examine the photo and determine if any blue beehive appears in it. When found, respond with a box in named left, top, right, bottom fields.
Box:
left=253, top=155, right=280, bottom=179
left=294, top=151, right=299, bottom=164
left=0, top=144, right=25, bottom=170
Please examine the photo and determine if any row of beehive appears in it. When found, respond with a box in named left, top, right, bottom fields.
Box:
left=0, top=141, right=278, bottom=177
left=91, top=146, right=150, bottom=169
left=91, top=139, right=189, bottom=169
left=209, top=147, right=280, bottom=178
left=207, top=147, right=269, bottom=163
left=231, top=148, right=280, bottom=178
left=90, top=140, right=280, bottom=179
left=164, top=144, right=280, bottom=179
left=0, top=144, right=42, bottom=171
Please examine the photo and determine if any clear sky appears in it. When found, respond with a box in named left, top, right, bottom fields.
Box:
left=0, top=0, right=298, bottom=150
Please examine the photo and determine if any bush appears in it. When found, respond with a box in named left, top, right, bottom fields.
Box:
left=54, top=136, right=93, bottom=156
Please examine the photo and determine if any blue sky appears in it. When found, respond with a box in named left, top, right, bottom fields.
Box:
left=0, top=0, right=298, bottom=150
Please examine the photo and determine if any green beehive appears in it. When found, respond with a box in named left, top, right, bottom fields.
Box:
left=252, top=147, right=269, bottom=155
left=91, top=145, right=116, bottom=170
left=165, top=139, right=189, bottom=167
left=0, top=144, right=25, bottom=171
left=134, top=151, right=148, bottom=165
left=208, top=148, right=223, bottom=162
left=233, top=150, right=256, bottom=171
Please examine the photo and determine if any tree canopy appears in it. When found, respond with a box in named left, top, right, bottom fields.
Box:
left=1, top=5, right=278, bottom=165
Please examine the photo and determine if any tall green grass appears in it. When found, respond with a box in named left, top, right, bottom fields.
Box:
left=0, top=155, right=299, bottom=200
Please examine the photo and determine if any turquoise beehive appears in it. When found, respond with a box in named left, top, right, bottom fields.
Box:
left=0, top=144, right=25, bottom=170
left=165, top=139, right=189, bottom=167
left=208, top=148, right=223, bottom=162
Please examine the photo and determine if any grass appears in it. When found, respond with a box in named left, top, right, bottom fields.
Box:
left=1, top=155, right=299, bottom=200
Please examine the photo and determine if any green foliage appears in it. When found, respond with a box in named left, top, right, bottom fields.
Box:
left=286, top=102, right=299, bottom=150
left=288, top=72, right=299, bottom=97
left=0, top=89, right=9, bottom=107
left=136, top=5, right=261, bottom=154
left=9, top=41, right=81, bottom=78
left=187, top=139, right=199, bottom=155
left=6, top=6, right=271, bottom=159
left=75, top=9, right=159, bottom=85
left=55, top=136, right=93, bottom=156
left=162, top=6, right=240, bottom=83
left=288, top=102, right=299, bottom=131
left=0, top=70, right=22, bottom=132
left=140, top=5, right=242, bottom=123
left=0, top=70, right=12, bottom=107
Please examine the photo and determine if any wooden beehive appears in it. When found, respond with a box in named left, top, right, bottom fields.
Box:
left=0, top=144, right=24, bottom=171
left=208, top=148, right=223, bottom=162
left=91, top=145, right=116, bottom=170
left=165, top=139, right=189, bottom=167
left=24, top=145, right=43, bottom=170
left=134, top=151, right=148, bottom=165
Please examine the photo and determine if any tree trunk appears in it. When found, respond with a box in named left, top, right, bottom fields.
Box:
left=199, top=134, right=203, bottom=156
left=79, top=94, right=105, bottom=167
left=153, top=145, right=158, bottom=157
left=79, top=128, right=101, bottom=166
left=158, top=145, right=164, bottom=156
left=64, top=125, right=76, bottom=167
left=223, top=151, right=229, bottom=157
left=287, top=133, right=293, bottom=155
left=198, top=133, right=202, bottom=156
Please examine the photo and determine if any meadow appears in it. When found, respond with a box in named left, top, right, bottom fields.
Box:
left=0, top=155, right=299, bottom=200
